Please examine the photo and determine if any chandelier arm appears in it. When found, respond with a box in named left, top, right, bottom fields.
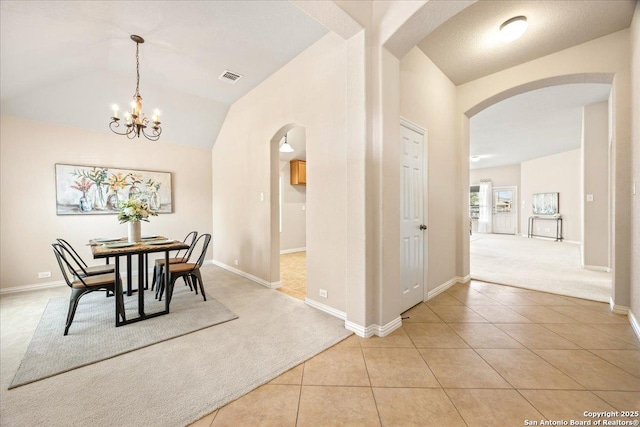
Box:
left=141, top=125, right=162, bottom=141
left=109, top=120, right=134, bottom=136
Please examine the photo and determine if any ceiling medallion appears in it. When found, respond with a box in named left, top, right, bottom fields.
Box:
left=109, top=35, right=162, bottom=141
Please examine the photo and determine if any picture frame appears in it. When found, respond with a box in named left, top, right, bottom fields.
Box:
left=532, top=192, right=559, bottom=215
left=55, top=163, right=173, bottom=215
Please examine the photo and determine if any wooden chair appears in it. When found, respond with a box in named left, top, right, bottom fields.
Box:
left=157, top=234, right=211, bottom=304
left=151, top=231, right=198, bottom=292
left=52, top=243, right=125, bottom=335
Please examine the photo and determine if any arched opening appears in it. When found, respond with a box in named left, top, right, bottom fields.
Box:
left=269, top=123, right=307, bottom=299
left=466, top=76, right=614, bottom=301
left=462, top=73, right=619, bottom=303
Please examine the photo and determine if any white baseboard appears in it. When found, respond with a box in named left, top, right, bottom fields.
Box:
left=0, top=280, right=66, bottom=294
left=584, top=265, right=611, bottom=273
left=211, top=260, right=280, bottom=289
left=0, top=260, right=217, bottom=295
left=629, top=310, right=640, bottom=342
left=304, top=297, right=346, bottom=320
left=345, top=316, right=402, bottom=339
left=609, top=297, right=629, bottom=315
left=427, top=275, right=469, bottom=300
left=280, top=247, right=306, bottom=255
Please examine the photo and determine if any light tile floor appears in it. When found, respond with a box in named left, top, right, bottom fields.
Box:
left=190, top=280, right=640, bottom=427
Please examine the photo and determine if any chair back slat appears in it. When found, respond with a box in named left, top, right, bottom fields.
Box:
left=175, top=231, right=198, bottom=261
left=51, top=243, right=91, bottom=288
left=56, top=238, right=88, bottom=268
left=192, top=234, right=212, bottom=268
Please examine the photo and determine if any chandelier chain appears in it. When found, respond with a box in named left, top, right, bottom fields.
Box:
left=135, top=42, right=140, bottom=98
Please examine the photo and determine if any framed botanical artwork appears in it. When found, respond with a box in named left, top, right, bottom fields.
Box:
left=55, top=164, right=173, bottom=215
left=532, top=192, right=559, bottom=215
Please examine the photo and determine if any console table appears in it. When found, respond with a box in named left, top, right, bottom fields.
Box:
left=528, top=216, right=563, bottom=242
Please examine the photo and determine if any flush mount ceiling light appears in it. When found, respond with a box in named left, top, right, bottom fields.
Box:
left=109, top=35, right=162, bottom=141
left=499, top=16, right=528, bottom=42
left=279, top=133, right=294, bottom=153
left=470, top=156, right=481, bottom=162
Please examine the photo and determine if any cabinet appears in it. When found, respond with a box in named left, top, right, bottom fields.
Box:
left=290, top=160, right=306, bottom=185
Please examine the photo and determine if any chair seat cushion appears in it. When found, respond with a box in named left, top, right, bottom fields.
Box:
left=71, top=273, right=115, bottom=289
left=168, top=263, right=198, bottom=273
left=155, top=257, right=184, bottom=266
left=75, top=264, right=115, bottom=276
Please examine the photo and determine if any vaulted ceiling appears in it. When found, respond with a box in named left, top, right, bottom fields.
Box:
left=1, top=0, right=637, bottom=155
left=0, top=1, right=328, bottom=148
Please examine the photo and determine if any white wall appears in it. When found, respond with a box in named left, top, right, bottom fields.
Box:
left=521, top=149, right=582, bottom=242
left=399, top=47, right=458, bottom=291
left=211, top=33, right=348, bottom=311
left=470, top=164, right=521, bottom=189
left=279, top=165, right=306, bottom=251
left=630, top=2, right=640, bottom=321
left=0, top=115, right=213, bottom=290
left=582, top=101, right=610, bottom=269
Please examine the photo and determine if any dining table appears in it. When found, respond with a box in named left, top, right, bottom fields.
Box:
left=90, top=236, right=189, bottom=326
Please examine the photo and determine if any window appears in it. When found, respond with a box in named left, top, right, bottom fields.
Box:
left=470, top=185, right=480, bottom=219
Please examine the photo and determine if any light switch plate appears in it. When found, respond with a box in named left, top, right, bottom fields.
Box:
left=586, top=194, right=594, bottom=202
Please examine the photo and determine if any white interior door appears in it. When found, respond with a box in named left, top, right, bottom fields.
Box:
left=400, top=123, right=426, bottom=312
left=492, top=187, right=517, bottom=235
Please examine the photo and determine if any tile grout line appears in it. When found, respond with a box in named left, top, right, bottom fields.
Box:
left=294, top=363, right=305, bottom=426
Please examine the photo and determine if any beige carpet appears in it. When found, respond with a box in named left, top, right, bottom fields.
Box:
left=277, top=251, right=306, bottom=300
left=470, top=234, right=611, bottom=302
left=0, top=264, right=351, bottom=427
left=10, top=285, right=237, bottom=389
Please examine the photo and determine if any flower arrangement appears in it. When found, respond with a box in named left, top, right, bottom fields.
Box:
left=117, top=197, right=158, bottom=223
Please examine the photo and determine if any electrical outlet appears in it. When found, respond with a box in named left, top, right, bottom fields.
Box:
left=586, top=194, right=594, bottom=202
left=234, top=259, right=239, bottom=266
left=260, top=192, right=264, bottom=202
left=319, top=289, right=328, bottom=298
left=302, top=205, right=306, bottom=211
left=38, top=272, right=51, bottom=279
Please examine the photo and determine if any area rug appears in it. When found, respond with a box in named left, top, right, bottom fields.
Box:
left=471, top=234, right=611, bottom=302
left=9, top=285, right=238, bottom=389
left=1, top=265, right=352, bottom=427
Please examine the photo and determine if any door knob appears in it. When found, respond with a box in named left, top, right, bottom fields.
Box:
left=419, top=224, right=427, bottom=230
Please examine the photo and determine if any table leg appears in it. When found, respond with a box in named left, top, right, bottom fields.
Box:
left=165, top=250, right=170, bottom=312
left=144, top=254, right=149, bottom=290
left=138, top=253, right=145, bottom=317
left=126, top=254, right=132, bottom=296
left=115, top=256, right=123, bottom=326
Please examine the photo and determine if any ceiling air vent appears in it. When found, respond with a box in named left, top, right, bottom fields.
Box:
left=219, top=70, right=243, bottom=84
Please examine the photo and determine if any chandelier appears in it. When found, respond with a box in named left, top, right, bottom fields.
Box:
left=109, top=35, right=162, bottom=141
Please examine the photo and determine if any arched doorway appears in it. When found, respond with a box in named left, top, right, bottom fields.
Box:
left=467, top=78, right=613, bottom=301
left=270, top=123, right=307, bottom=299
left=461, top=72, right=629, bottom=308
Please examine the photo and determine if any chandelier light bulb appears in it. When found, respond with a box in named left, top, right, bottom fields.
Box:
left=111, top=104, right=119, bottom=118
left=499, top=16, right=528, bottom=42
